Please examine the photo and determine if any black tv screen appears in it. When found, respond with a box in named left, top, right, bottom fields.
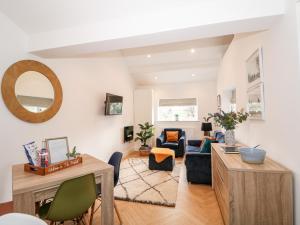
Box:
left=105, top=93, right=123, bottom=115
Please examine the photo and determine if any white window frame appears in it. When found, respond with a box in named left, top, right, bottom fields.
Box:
left=157, top=98, right=199, bottom=122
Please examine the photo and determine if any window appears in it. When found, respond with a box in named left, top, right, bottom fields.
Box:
left=158, top=98, right=198, bottom=121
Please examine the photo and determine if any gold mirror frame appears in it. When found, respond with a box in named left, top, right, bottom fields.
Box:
left=1, top=60, right=63, bottom=123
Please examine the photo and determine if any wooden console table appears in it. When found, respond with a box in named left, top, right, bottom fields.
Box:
left=211, top=143, right=293, bottom=225
left=12, top=154, right=114, bottom=225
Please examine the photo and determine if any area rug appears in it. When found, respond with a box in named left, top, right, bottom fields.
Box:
left=114, top=157, right=181, bottom=207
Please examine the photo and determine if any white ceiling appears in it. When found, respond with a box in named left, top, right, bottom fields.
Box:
left=0, top=0, right=283, bottom=85
left=0, top=0, right=202, bottom=34
left=121, top=36, right=233, bottom=85
left=0, top=0, right=284, bottom=58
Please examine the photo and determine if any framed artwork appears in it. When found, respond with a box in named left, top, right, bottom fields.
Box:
left=246, top=48, right=263, bottom=88
left=247, top=83, right=265, bottom=120
left=46, top=137, right=69, bottom=164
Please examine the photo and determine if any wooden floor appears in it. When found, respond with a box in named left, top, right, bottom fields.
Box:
left=83, top=152, right=224, bottom=225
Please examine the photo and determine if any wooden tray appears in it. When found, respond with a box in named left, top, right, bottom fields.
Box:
left=24, top=156, right=83, bottom=176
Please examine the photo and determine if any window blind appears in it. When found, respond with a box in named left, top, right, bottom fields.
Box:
left=159, top=98, right=197, bottom=107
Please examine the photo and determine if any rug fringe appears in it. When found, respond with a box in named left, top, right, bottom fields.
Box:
left=115, top=196, right=176, bottom=207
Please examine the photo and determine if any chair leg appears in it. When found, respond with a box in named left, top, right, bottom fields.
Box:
left=114, top=200, right=123, bottom=225
left=89, top=202, right=95, bottom=225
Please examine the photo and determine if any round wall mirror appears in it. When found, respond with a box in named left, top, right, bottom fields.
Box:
left=1, top=60, right=63, bottom=123
left=15, top=71, right=55, bottom=113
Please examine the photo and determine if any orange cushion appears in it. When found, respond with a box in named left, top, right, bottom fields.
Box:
left=166, top=131, right=179, bottom=142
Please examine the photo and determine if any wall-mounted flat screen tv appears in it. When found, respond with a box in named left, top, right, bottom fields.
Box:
left=105, top=93, right=123, bottom=115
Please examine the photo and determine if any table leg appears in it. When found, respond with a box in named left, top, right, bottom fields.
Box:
left=13, top=192, right=35, bottom=215
left=101, top=169, right=114, bottom=225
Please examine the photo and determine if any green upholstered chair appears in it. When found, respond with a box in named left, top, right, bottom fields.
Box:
left=38, top=173, right=97, bottom=225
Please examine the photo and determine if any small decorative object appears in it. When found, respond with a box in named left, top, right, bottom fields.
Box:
left=46, top=137, right=69, bottom=164
left=246, top=48, right=264, bottom=88
left=208, top=110, right=249, bottom=146
left=23, top=141, right=39, bottom=166
left=66, top=146, right=80, bottom=159
left=135, top=122, right=155, bottom=150
left=39, top=140, right=49, bottom=168
left=247, top=83, right=265, bottom=120
left=201, top=116, right=212, bottom=136
left=175, top=114, right=179, bottom=121
left=24, top=156, right=83, bottom=176
left=217, top=94, right=221, bottom=108
left=239, top=147, right=266, bottom=164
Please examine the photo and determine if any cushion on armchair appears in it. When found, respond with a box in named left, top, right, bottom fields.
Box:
left=166, top=131, right=179, bottom=142
left=161, top=142, right=179, bottom=148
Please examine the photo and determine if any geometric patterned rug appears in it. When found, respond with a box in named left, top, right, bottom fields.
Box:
left=114, top=157, right=182, bottom=207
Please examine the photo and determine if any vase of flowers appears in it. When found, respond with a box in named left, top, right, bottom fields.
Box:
left=208, top=110, right=249, bottom=146
left=224, top=129, right=235, bottom=146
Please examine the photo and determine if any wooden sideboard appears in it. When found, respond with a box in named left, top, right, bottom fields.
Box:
left=211, top=143, right=293, bottom=225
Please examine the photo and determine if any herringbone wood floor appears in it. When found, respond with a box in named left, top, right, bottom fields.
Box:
left=56, top=152, right=224, bottom=225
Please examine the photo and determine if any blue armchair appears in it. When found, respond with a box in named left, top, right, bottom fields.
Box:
left=156, top=128, right=186, bottom=157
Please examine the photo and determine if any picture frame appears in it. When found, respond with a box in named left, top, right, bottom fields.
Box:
left=46, top=137, right=69, bottom=164
left=246, top=48, right=264, bottom=88
left=247, top=83, right=265, bottom=120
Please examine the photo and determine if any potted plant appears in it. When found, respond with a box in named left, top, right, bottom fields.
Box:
left=66, top=146, right=80, bottom=159
left=135, top=122, right=155, bottom=150
left=208, top=110, right=248, bottom=145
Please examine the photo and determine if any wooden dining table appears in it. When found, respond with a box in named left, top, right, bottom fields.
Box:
left=12, top=154, right=114, bottom=225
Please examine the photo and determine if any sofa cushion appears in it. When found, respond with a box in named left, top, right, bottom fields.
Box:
left=186, top=145, right=201, bottom=153
left=166, top=131, right=179, bottom=142
left=215, top=131, right=225, bottom=143
left=200, top=138, right=217, bottom=153
left=161, top=142, right=179, bottom=149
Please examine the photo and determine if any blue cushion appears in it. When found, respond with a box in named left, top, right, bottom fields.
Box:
left=186, top=145, right=201, bottom=153
left=215, top=132, right=225, bottom=143
left=200, top=139, right=217, bottom=153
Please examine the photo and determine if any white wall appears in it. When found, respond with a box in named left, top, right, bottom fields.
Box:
left=217, top=1, right=300, bottom=223
left=0, top=12, right=135, bottom=203
left=139, top=81, right=217, bottom=140
left=133, top=89, right=154, bottom=148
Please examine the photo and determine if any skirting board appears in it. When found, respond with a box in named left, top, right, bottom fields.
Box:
left=0, top=201, right=13, bottom=215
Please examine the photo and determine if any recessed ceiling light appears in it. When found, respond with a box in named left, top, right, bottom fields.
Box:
left=192, top=74, right=196, bottom=77
left=154, top=76, right=158, bottom=80
left=147, top=54, right=152, bottom=58
left=190, top=48, right=195, bottom=53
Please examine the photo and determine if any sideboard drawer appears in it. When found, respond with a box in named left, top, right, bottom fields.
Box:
left=213, top=149, right=228, bottom=188
left=214, top=180, right=229, bottom=225
left=213, top=165, right=229, bottom=203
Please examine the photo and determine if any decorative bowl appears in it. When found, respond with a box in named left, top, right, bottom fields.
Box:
left=239, top=148, right=266, bottom=164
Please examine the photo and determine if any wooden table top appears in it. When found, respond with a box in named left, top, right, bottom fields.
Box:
left=12, top=154, right=113, bottom=195
left=211, top=143, right=291, bottom=173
